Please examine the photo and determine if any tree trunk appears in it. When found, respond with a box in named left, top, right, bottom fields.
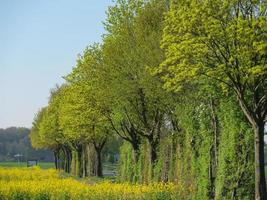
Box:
left=95, top=149, right=103, bottom=177
left=209, top=99, right=219, bottom=200
left=64, top=146, right=72, bottom=173
left=92, top=138, right=107, bottom=177
left=87, top=145, right=96, bottom=176
left=54, top=150, right=59, bottom=170
left=148, top=136, right=159, bottom=165
left=132, top=141, right=140, bottom=164
left=71, top=150, right=76, bottom=175
left=76, top=145, right=83, bottom=177
left=68, top=148, right=72, bottom=173
left=62, top=146, right=68, bottom=173
left=209, top=146, right=216, bottom=200
left=254, top=122, right=267, bottom=200
left=82, top=144, right=88, bottom=178
left=151, top=143, right=158, bottom=164
left=147, top=138, right=159, bottom=180
left=54, top=148, right=61, bottom=170
left=234, top=88, right=267, bottom=199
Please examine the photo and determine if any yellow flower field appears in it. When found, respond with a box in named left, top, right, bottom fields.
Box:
left=0, top=167, right=191, bottom=200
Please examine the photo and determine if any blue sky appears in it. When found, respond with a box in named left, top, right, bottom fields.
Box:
left=0, top=0, right=113, bottom=128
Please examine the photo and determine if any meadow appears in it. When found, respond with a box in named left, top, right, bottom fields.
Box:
left=0, top=167, right=192, bottom=200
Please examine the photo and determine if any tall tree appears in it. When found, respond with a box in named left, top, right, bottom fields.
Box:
left=158, top=0, right=267, bottom=199
left=40, top=86, right=71, bottom=172
left=30, top=87, right=71, bottom=171
left=61, top=45, right=110, bottom=177
left=103, top=0, right=174, bottom=169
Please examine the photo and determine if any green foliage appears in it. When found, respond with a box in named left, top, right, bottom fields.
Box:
left=30, top=107, right=49, bottom=149
left=159, top=0, right=267, bottom=92
left=61, top=45, right=112, bottom=146
left=29, top=1, right=264, bottom=199
left=117, top=142, right=135, bottom=182
left=157, top=0, right=267, bottom=198
left=216, top=99, right=254, bottom=200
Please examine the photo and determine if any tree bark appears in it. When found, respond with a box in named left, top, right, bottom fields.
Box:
left=82, top=144, right=88, bottom=178
left=62, top=146, right=68, bottom=173
left=209, top=99, right=219, bottom=200
left=254, top=121, right=267, bottom=200
left=148, top=136, right=159, bottom=165
left=209, top=146, right=216, bottom=200
left=53, top=149, right=59, bottom=170
left=234, top=87, right=267, bottom=200
left=95, top=149, right=103, bottom=177
left=60, top=146, right=72, bottom=173
left=87, top=145, right=96, bottom=176
left=66, top=147, right=72, bottom=173
left=76, top=145, right=83, bottom=177
left=132, top=140, right=140, bottom=164
left=150, top=143, right=158, bottom=164
left=93, top=139, right=106, bottom=177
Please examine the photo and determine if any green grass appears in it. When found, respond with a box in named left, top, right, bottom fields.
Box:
left=0, top=162, right=54, bottom=169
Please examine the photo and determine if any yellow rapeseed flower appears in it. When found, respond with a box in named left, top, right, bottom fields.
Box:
left=0, top=167, right=192, bottom=200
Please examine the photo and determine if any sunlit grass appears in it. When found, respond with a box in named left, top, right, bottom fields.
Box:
left=0, top=162, right=54, bottom=169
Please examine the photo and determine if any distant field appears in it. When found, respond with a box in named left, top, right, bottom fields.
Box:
left=0, top=162, right=54, bottom=169
left=0, top=162, right=117, bottom=175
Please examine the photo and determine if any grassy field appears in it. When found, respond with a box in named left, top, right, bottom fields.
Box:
left=0, top=162, right=118, bottom=175
left=0, top=162, right=54, bottom=169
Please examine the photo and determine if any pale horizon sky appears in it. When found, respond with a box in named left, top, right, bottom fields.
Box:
left=0, top=0, right=113, bottom=129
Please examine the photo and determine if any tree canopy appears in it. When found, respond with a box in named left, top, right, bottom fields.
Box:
left=30, top=0, right=267, bottom=199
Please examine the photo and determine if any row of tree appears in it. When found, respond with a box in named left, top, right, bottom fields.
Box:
left=30, top=0, right=267, bottom=199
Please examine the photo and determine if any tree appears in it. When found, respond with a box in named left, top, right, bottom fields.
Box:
left=158, top=0, right=267, bottom=199
left=40, top=86, right=71, bottom=172
left=61, top=45, right=110, bottom=177
left=30, top=87, right=71, bottom=171
left=103, top=0, right=175, bottom=169
left=30, top=107, right=47, bottom=150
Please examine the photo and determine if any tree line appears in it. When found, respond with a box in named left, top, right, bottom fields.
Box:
left=30, top=0, right=267, bottom=199
left=0, top=127, right=53, bottom=162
